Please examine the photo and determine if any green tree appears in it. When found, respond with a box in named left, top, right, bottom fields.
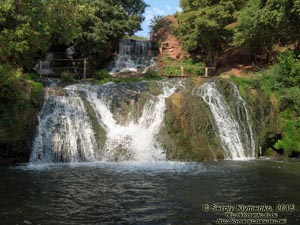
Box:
left=149, top=15, right=164, bottom=33
left=0, top=0, right=50, bottom=68
left=233, top=0, right=300, bottom=62
left=175, top=0, right=247, bottom=65
left=0, top=0, right=147, bottom=68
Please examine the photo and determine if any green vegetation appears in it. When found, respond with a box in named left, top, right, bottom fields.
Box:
left=61, top=71, right=75, bottom=83
left=126, top=35, right=148, bottom=41
left=231, top=51, right=300, bottom=157
left=149, top=15, right=164, bottom=33
left=175, top=0, right=300, bottom=65
left=0, top=64, right=43, bottom=140
left=233, top=0, right=300, bottom=62
left=161, top=56, right=205, bottom=76
left=93, top=69, right=110, bottom=81
left=0, top=0, right=147, bottom=69
left=230, top=75, right=257, bottom=97
left=93, top=69, right=162, bottom=84
left=175, top=0, right=247, bottom=65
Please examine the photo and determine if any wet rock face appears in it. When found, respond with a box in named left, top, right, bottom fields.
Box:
left=22, top=78, right=264, bottom=164
left=230, top=80, right=279, bottom=157
left=158, top=79, right=224, bottom=161
left=0, top=91, right=43, bottom=165
left=91, top=82, right=161, bottom=124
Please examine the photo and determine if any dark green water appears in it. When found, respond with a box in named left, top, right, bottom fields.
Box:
left=0, top=160, right=300, bottom=225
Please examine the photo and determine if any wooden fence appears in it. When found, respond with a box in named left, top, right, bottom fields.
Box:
left=37, top=58, right=88, bottom=79
left=161, top=65, right=215, bottom=77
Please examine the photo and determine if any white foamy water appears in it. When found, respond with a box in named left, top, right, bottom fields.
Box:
left=82, top=82, right=177, bottom=161
left=199, top=81, right=255, bottom=160
left=30, top=81, right=178, bottom=164
left=110, top=39, right=155, bottom=74
left=30, top=89, right=97, bottom=164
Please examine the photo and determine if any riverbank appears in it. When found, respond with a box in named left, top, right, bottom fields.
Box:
left=0, top=65, right=44, bottom=165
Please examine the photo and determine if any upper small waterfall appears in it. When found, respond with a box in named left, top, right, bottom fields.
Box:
left=110, top=39, right=155, bottom=74
left=198, top=80, right=255, bottom=160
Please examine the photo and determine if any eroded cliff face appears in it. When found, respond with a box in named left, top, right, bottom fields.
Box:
left=151, top=15, right=190, bottom=60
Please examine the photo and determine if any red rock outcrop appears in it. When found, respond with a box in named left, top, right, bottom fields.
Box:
left=151, top=15, right=189, bottom=60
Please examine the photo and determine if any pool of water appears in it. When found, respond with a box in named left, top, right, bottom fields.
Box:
left=1, top=160, right=300, bottom=225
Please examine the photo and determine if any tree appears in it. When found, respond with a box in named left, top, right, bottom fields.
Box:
left=0, top=0, right=147, bottom=68
left=233, top=0, right=300, bottom=62
left=0, top=0, right=50, bottom=68
left=175, top=0, right=248, bottom=65
left=149, top=15, right=164, bottom=33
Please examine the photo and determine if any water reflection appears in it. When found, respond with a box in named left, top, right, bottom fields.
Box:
left=0, top=160, right=299, bottom=225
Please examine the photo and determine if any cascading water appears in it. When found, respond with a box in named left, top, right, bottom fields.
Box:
left=30, top=77, right=256, bottom=164
left=198, top=80, right=255, bottom=160
left=30, top=81, right=178, bottom=164
left=30, top=86, right=97, bottom=163
left=82, top=82, right=177, bottom=161
left=110, top=39, right=155, bottom=74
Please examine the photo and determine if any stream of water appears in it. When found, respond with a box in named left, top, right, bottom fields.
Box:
left=1, top=160, right=300, bottom=225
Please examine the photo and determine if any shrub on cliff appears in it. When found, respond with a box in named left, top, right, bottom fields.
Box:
left=0, top=64, right=43, bottom=140
left=93, top=69, right=110, bottom=80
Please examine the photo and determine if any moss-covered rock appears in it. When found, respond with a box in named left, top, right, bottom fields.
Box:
left=158, top=78, right=224, bottom=161
left=230, top=76, right=281, bottom=157
left=0, top=78, right=44, bottom=165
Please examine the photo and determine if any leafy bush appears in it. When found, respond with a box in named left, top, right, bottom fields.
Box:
left=143, top=69, right=160, bottom=79
left=275, top=120, right=300, bottom=157
left=93, top=69, right=110, bottom=80
left=149, top=15, right=164, bottom=33
left=30, top=81, right=44, bottom=99
left=0, top=64, right=24, bottom=107
left=61, top=71, right=74, bottom=82
left=275, top=50, right=300, bottom=89
left=0, top=64, right=43, bottom=138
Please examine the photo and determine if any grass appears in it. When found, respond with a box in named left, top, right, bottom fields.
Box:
left=160, top=56, right=205, bottom=77
left=93, top=69, right=163, bottom=84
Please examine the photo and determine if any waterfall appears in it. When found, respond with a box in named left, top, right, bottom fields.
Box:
left=83, top=82, right=177, bottom=161
left=30, top=78, right=256, bottom=164
left=110, top=39, right=154, bottom=74
left=30, top=87, right=97, bottom=163
left=198, top=80, right=255, bottom=160
left=30, top=81, right=177, bottom=164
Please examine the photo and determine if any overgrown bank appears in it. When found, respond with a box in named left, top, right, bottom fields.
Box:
left=0, top=65, right=43, bottom=164
left=230, top=50, right=300, bottom=158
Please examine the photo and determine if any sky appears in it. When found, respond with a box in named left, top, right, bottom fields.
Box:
left=135, top=0, right=181, bottom=38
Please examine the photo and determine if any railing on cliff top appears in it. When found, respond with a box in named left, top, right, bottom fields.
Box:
left=161, top=65, right=215, bottom=78
left=37, top=58, right=88, bottom=79
left=37, top=58, right=215, bottom=79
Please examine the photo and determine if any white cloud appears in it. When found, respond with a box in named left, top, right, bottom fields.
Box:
left=153, top=7, right=165, bottom=15
left=166, top=5, right=171, bottom=11
left=176, top=6, right=182, bottom=12
left=144, top=7, right=165, bottom=26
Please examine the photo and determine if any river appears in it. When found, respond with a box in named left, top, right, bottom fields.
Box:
left=1, top=160, right=300, bottom=225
